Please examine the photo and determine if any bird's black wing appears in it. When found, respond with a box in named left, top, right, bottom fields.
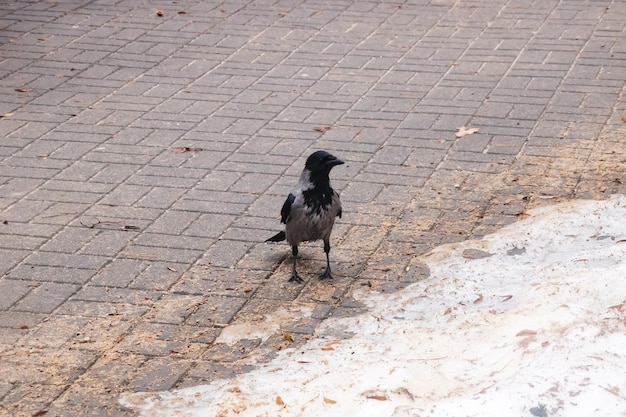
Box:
left=280, top=193, right=295, bottom=224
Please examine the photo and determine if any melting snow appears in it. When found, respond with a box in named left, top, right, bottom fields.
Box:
left=121, top=196, right=626, bottom=417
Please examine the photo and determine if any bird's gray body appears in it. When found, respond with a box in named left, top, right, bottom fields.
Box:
left=284, top=169, right=342, bottom=247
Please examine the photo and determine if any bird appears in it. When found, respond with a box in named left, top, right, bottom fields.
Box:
left=266, top=150, right=344, bottom=283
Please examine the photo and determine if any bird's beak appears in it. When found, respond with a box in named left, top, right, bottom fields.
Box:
left=326, top=157, right=344, bottom=167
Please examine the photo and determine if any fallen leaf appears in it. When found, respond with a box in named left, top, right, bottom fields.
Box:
left=455, top=126, right=479, bottom=137
left=516, top=329, right=537, bottom=337
left=396, top=387, right=415, bottom=401
left=174, top=146, right=202, bottom=153
left=473, top=294, right=483, bottom=304
left=313, top=125, right=333, bottom=133
left=621, top=116, right=626, bottom=124
left=518, top=211, right=531, bottom=219
left=601, top=385, right=624, bottom=399
left=275, top=395, right=285, bottom=406
left=443, top=307, right=452, bottom=315
left=17, top=325, right=29, bottom=330
left=321, top=346, right=335, bottom=351
left=323, top=397, right=337, bottom=404
left=366, top=394, right=389, bottom=401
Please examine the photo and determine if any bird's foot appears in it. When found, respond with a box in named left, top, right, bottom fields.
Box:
left=289, top=272, right=304, bottom=284
left=319, top=267, right=333, bottom=280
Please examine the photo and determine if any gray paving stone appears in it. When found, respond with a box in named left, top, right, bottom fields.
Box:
left=89, top=258, right=148, bottom=288
left=13, top=282, right=80, bottom=314
left=39, top=226, right=99, bottom=253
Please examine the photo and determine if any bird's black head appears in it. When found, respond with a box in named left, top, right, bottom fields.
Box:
left=304, top=150, right=344, bottom=172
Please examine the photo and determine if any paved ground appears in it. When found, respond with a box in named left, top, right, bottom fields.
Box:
left=1, top=0, right=625, bottom=416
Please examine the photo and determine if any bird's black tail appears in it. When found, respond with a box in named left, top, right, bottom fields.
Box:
left=266, top=231, right=286, bottom=242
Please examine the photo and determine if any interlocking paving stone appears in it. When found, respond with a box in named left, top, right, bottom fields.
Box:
left=1, top=0, right=626, bottom=415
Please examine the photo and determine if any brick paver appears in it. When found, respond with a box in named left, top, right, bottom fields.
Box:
left=1, top=0, right=625, bottom=416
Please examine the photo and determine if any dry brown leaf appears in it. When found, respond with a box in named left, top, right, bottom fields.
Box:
left=313, top=125, right=333, bottom=133
left=443, top=307, right=452, bottom=315
left=275, top=395, right=285, bottom=406
left=321, top=346, right=335, bottom=351
left=621, top=116, right=626, bottom=124
left=518, top=211, right=531, bottom=219
left=323, top=397, right=337, bottom=404
left=473, top=294, right=483, bottom=304
left=455, top=126, right=479, bottom=137
left=516, top=329, right=537, bottom=337
left=601, top=385, right=623, bottom=398
left=366, top=394, right=389, bottom=401
left=174, top=146, right=202, bottom=153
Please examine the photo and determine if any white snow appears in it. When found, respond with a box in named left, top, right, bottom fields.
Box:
left=121, top=196, right=626, bottom=417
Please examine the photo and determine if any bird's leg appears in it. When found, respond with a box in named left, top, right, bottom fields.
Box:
left=289, top=245, right=304, bottom=283
left=319, top=239, right=333, bottom=279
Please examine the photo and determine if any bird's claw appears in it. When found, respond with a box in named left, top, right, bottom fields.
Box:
left=289, top=273, right=304, bottom=284
left=319, top=268, right=333, bottom=280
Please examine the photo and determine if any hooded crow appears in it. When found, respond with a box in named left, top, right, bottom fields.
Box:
left=266, top=150, right=344, bottom=283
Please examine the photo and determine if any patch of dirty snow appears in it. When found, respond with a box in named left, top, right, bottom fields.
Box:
left=121, top=195, right=626, bottom=417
